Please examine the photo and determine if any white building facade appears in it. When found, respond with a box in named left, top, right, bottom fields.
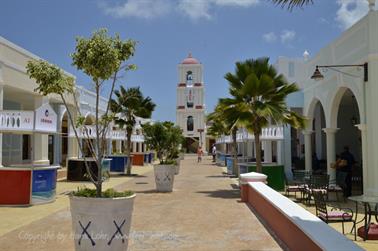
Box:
left=302, top=4, right=378, bottom=196
left=176, top=53, right=206, bottom=152
left=274, top=56, right=306, bottom=175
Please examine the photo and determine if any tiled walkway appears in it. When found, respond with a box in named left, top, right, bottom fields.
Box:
left=0, top=156, right=282, bottom=251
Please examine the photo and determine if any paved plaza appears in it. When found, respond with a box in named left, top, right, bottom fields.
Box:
left=0, top=156, right=282, bottom=251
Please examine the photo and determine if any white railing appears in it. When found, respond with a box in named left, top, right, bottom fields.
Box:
left=131, top=134, right=145, bottom=142
left=216, top=127, right=284, bottom=144
left=69, top=125, right=144, bottom=142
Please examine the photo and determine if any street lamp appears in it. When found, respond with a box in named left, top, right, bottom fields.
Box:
left=311, top=63, right=368, bottom=82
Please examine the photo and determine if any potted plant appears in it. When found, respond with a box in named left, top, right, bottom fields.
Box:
left=27, top=29, right=137, bottom=251
left=143, top=122, right=184, bottom=191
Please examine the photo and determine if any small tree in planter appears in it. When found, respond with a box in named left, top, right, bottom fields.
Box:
left=27, top=29, right=137, bottom=251
left=163, top=121, right=185, bottom=174
left=143, top=122, right=184, bottom=191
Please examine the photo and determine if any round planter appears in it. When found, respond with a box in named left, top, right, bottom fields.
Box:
left=69, top=194, right=135, bottom=251
left=154, top=164, right=176, bottom=192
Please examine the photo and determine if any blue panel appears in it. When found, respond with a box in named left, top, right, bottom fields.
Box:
left=32, top=168, right=57, bottom=204
left=107, top=156, right=127, bottom=172
left=226, top=157, right=233, bottom=174
left=32, top=169, right=57, bottom=192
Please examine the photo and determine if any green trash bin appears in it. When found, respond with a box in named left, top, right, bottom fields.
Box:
left=247, top=163, right=284, bottom=191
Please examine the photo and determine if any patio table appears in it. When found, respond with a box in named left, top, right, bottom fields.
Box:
left=349, top=195, right=378, bottom=240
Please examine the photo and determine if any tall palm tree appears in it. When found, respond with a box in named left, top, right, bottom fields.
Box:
left=110, top=86, right=155, bottom=175
left=270, top=0, right=313, bottom=9
left=222, top=58, right=305, bottom=173
left=208, top=102, right=241, bottom=176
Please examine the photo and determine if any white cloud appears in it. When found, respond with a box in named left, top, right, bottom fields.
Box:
left=177, top=0, right=212, bottom=20
left=280, top=30, right=296, bottom=43
left=335, top=0, right=369, bottom=30
left=318, top=17, right=329, bottom=24
left=102, top=0, right=171, bottom=19
left=212, top=0, right=260, bottom=7
left=101, top=0, right=260, bottom=20
left=262, top=32, right=277, bottom=43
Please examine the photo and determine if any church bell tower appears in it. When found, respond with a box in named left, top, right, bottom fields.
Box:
left=176, top=53, right=206, bottom=153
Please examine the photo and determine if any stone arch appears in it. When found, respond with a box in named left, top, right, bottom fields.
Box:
left=328, top=85, right=363, bottom=128
left=59, top=108, right=68, bottom=127
left=304, top=97, right=326, bottom=121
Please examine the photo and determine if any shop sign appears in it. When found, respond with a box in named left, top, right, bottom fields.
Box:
left=34, top=104, right=57, bottom=133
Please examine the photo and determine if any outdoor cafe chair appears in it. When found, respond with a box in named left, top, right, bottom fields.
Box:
left=284, top=173, right=301, bottom=198
left=327, top=179, right=343, bottom=202
left=313, top=190, right=356, bottom=240
left=291, top=170, right=311, bottom=201
left=303, top=174, right=329, bottom=205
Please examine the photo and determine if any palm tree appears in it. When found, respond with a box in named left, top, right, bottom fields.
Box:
left=270, top=0, right=313, bottom=9
left=222, top=58, right=305, bottom=173
left=208, top=102, right=241, bottom=176
left=110, top=86, right=155, bottom=175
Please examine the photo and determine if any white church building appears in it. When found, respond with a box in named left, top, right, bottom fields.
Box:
left=176, top=53, right=207, bottom=153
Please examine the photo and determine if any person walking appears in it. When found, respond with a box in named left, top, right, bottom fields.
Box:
left=197, top=146, right=203, bottom=163
left=212, top=144, right=217, bottom=162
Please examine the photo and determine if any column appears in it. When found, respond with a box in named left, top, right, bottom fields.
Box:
left=33, top=97, right=50, bottom=165
left=67, top=106, right=79, bottom=160
left=107, top=139, right=112, bottom=155
left=115, top=140, right=122, bottom=153
left=53, top=104, right=65, bottom=166
left=132, top=141, right=137, bottom=153
left=263, top=141, right=272, bottom=163
left=356, top=124, right=367, bottom=194
left=0, top=84, right=3, bottom=167
left=276, top=140, right=283, bottom=165
left=322, top=128, right=339, bottom=181
left=138, top=142, right=142, bottom=153
left=303, top=130, right=313, bottom=171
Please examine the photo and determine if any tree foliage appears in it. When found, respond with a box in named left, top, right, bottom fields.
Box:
left=216, top=57, right=305, bottom=173
left=269, top=0, right=313, bottom=10
left=143, top=122, right=184, bottom=164
left=27, top=28, right=137, bottom=197
left=110, top=86, right=155, bottom=175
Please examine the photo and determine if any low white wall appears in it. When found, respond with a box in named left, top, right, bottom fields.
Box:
left=249, top=182, right=363, bottom=251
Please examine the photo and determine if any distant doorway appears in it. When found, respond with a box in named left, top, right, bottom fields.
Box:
left=185, top=137, right=199, bottom=153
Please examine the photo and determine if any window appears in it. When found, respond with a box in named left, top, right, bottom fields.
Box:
left=187, top=116, right=194, bottom=131
left=186, top=89, right=194, bottom=108
left=186, top=71, right=193, bottom=86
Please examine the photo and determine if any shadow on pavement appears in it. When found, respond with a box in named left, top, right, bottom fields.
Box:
left=196, top=189, right=240, bottom=199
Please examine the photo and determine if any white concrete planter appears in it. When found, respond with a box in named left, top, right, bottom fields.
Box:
left=69, top=194, right=135, bottom=251
left=154, top=164, right=176, bottom=192
left=175, top=159, right=181, bottom=175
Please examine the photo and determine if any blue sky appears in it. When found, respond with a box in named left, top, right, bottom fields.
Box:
left=0, top=0, right=371, bottom=122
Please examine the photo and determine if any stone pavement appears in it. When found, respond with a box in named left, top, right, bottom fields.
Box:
left=0, top=156, right=282, bottom=251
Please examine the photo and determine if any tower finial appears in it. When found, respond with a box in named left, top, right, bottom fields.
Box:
left=188, top=52, right=192, bottom=58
